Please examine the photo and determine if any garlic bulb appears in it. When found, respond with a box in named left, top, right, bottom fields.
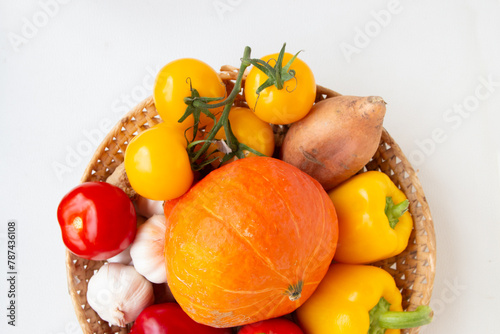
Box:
left=87, top=263, right=154, bottom=327
left=130, top=215, right=168, bottom=284
left=135, top=196, right=164, bottom=218
left=106, top=215, right=148, bottom=265
left=106, top=244, right=132, bottom=265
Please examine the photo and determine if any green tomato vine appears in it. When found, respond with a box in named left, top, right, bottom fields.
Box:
left=180, top=43, right=298, bottom=171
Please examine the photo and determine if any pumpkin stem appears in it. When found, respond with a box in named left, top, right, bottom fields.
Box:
left=285, top=281, right=303, bottom=301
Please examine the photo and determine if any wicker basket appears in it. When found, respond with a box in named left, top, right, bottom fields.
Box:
left=65, top=68, right=436, bottom=334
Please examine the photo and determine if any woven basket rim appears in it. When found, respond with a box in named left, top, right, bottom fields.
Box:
left=66, top=78, right=436, bottom=334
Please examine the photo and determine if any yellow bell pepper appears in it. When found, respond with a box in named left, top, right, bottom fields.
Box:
left=296, top=263, right=433, bottom=334
left=328, top=171, right=413, bottom=264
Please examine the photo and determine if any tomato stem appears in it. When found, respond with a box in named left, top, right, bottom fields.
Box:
left=185, top=47, right=252, bottom=111
left=251, top=43, right=301, bottom=95
left=274, top=46, right=286, bottom=90
left=184, top=43, right=299, bottom=111
left=189, top=46, right=252, bottom=164
left=186, top=44, right=294, bottom=170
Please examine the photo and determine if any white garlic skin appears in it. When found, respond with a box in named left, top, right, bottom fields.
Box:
left=106, top=244, right=133, bottom=265
left=134, top=196, right=164, bottom=218
left=105, top=215, right=147, bottom=265
left=87, top=263, right=154, bottom=327
left=130, top=215, right=168, bottom=284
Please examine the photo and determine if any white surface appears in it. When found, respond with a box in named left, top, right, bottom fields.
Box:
left=1, top=0, right=499, bottom=333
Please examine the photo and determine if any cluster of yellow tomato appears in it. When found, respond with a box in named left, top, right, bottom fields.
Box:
left=124, top=52, right=316, bottom=201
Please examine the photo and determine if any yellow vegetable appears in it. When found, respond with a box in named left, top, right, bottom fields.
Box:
left=328, top=171, right=413, bottom=264
left=296, top=263, right=433, bottom=334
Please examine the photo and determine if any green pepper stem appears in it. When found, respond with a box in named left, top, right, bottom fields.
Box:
left=385, top=197, right=409, bottom=229
left=379, top=306, right=434, bottom=329
left=369, top=297, right=433, bottom=334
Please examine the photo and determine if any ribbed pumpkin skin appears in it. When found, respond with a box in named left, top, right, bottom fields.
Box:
left=165, top=157, right=338, bottom=328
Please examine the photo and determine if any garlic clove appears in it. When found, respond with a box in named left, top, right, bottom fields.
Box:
left=87, top=263, right=154, bottom=327
left=106, top=215, right=147, bottom=265
left=130, top=215, right=168, bottom=284
left=111, top=308, right=126, bottom=328
left=134, top=196, right=164, bottom=218
left=106, top=244, right=132, bottom=265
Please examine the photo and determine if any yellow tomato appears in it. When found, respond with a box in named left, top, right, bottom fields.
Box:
left=208, top=107, right=275, bottom=166
left=244, top=52, right=316, bottom=125
left=124, top=122, right=194, bottom=201
left=154, top=58, right=226, bottom=131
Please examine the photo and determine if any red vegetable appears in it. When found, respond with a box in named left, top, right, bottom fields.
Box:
left=129, top=303, right=232, bottom=334
left=57, top=182, right=136, bottom=260
left=239, top=318, right=304, bottom=334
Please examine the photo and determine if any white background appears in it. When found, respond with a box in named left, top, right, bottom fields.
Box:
left=1, top=0, right=499, bottom=333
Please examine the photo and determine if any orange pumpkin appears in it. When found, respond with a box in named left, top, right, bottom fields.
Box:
left=164, top=156, right=338, bottom=328
left=163, top=197, right=180, bottom=218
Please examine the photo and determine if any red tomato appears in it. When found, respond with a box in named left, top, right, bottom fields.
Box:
left=57, top=182, right=136, bottom=260
left=239, top=318, right=304, bottom=334
left=130, top=303, right=232, bottom=334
